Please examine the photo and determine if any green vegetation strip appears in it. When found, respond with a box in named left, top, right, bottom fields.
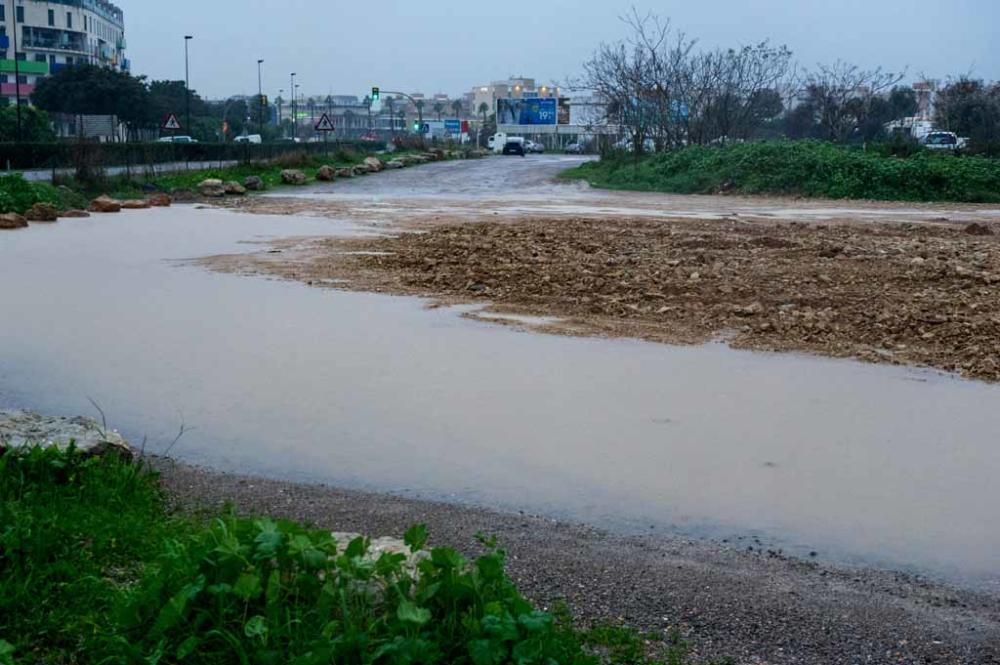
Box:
left=562, top=141, right=1000, bottom=203
left=0, top=447, right=704, bottom=664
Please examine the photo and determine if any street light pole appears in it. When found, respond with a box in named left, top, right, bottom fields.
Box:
left=277, top=89, right=284, bottom=138
left=289, top=72, right=296, bottom=140
left=257, top=59, right=264, bottom=136
left=184, top=35, right=193, bottom=135
left=11, top=0, right=23, bottom=140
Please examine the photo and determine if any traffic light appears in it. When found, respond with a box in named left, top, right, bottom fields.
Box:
left=371, top=87, right=380, bottom=101
left=413, top=121, right=420, bottom=132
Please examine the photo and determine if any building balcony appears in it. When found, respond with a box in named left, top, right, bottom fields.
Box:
left=0, top=82, right=36, bottom=97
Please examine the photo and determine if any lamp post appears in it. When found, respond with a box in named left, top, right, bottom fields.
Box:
left=277, top=89, right=284, bottom=137
left=11, top=0, right=23, bottom=140
left=257, top=59, right=264, bottom=136
left=289, top=72, right=297, bottom=140
left=184, top=35, right=193, bottom=135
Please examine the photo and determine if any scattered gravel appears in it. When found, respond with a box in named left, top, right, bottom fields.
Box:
left=152, top=458, right=1000, bottom=665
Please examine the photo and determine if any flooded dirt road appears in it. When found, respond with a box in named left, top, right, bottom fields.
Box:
left=2, top=196, right=1000, bottom=594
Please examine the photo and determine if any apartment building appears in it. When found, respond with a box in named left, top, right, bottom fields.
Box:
left=1, top=0, right=128, bottom=105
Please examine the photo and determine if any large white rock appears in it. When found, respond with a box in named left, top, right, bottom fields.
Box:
left=0, top=410, right=133, bottom=459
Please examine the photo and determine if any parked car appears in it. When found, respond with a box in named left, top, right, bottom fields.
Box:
left=502, top=137, right=526, bottom=156
left=157, top=135, right=198, bottom=144
left=922, top=131, right=967, bottom=150
left=565, top=142, right=585, bottom=154
left=234, top=134, right=262, bottom=144
left=525, top=140, right=545, bottom=154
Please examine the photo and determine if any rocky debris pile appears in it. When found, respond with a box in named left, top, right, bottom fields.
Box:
left=24, top=202, right=60, bottom=222
left=0, top=410, right=133, bottom=459
left=0, top=213, right=28, bottom=229
left=89, top=195, right=122, bottom=213
left=293, top=216, right=1000, bottom=382
left=281, top=169, right=308, bottom=185
left=244, top=175, right=265, bottom=191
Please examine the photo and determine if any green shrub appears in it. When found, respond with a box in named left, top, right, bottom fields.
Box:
left=563, top=140, right=1000, bottom=203
left=0, top=448, right=699, bottom=665
left=0, top=173, right=87, bottom=213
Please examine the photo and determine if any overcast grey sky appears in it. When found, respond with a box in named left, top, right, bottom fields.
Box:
left=125, top=0, right=999, bottom=100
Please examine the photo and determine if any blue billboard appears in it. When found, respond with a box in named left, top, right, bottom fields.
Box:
left=497, top=97, right=558, bottom=125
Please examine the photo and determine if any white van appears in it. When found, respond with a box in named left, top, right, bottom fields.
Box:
left=234, top=134, right=263, bottom=144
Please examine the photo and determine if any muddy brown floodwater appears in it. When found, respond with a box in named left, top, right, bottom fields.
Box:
left=3, top=156, right=1000, bottom=663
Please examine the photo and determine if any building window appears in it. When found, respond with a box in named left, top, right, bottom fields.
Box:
left=67, top=13, right=73, bottom=28
left=0, top=75, right=7, bottom=84
left=35, top=54, right=45, bottom=63
left=0, top=5, right=5, bottom=20
left=17, top=6, right=25, bottom=22
left=49, top=9, right=55, bottom=26
left=17, top=75, right=27, bottom=85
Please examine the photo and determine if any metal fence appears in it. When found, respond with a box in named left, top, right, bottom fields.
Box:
left=0, top=140, right=380, bottom=173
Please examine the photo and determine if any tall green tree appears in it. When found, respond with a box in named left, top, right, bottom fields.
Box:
left=31, top=64, right=149, bottom=132
left=935, top=78, right=1000, bottom=155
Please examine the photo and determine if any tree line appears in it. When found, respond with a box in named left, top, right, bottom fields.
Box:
left=580, top=10, right=1000, bottom=155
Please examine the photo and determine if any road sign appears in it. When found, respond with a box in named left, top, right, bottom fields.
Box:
left=161, top=113, right=182, bottom=131
left=444, top=119, right=461, bottom=134
left=315, top=113, right=335, bottom=132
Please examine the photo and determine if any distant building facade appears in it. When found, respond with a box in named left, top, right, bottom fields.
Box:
left=1, top=0, right=128, bottom=106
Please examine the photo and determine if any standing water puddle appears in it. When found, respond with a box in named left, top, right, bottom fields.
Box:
left=1, top=206, right=999, bottom=590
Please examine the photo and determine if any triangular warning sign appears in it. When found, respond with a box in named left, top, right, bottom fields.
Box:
left=314, top=113, right=335, bottom=132
left=161, top=114, right=182, bottom=131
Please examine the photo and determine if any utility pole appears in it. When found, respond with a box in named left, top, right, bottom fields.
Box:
left=257, top=59, right=264, bottom=136
left=11, top=0, right=23, bottom=140
left=184, top=35, right=193, bottom=135
left=277, top=89, right=283, bottom=138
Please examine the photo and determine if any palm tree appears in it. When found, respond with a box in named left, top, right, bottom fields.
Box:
left=451, top=100, right=463, bottom=118
left=478, top=102, right=489, bottom=125
left=433, top=102, right=444, bottom=121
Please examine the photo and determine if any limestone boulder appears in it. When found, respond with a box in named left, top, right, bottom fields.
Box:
left=384, top=160, right=406, bottom=169
left=0, top=409, right=133, bottom=460
left=147, top=193, right=172, bottom=207
left=89, top=196, right=122, bottom=213
left=334, top=167, right=354, bottom=178
left=244, top=175, right=265, bottom=191
left=224, top=181, right=247, bottom=196
left=363, top=156, right=384, bottom=172
left=61, top=209, right=91, bottom=218
left=0, top=213, right=28, bottom=229
left=24, top=202, right=60, bottom=222
left=281, top=169, right=308, bottom=185
left=198, top=179, right=226, bottom=197
left=316, top=165, right=336, bottom=181
left=121, top=199, right=152, bottom=209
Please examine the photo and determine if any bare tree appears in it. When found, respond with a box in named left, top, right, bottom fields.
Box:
left=798, top=61, right=905, bottom=142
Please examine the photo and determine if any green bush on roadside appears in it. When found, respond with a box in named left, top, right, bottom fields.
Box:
left=0, top=174, right=88, bottom=214
left=562, top=141, right=1000, bottom=203
left=0, top=447, right=701, bottom=664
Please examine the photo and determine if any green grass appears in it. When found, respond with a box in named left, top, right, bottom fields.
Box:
left=0, top=447, right=709, bottom=664
left=561, top=141, right=1000, bottom=203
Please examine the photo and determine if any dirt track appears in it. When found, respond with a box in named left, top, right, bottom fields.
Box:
left=210, top=212, right=1000, bottom=382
